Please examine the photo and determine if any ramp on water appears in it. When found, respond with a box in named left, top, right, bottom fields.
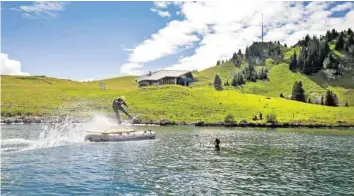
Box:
left=84, top=130, right=156, bottom=142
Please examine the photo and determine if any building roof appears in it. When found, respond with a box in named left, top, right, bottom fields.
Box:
left=136, top=70, right=191, bottom=82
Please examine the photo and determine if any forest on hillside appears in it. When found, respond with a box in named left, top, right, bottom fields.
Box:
left=212, top=28, right=354, bottom=107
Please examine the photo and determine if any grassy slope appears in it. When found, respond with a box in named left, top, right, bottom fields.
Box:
left=193, top=61, right=244, bottom=87
left=1, top=73, right=354, bottom=125
left=330, top=43, right=345, bottom=58
left=2, top=77, right=354, bottom=123
left=1, top=45, right=354, bottom=124
left=284, top=46, right=301, bottom=61
left=241, top=62, right=354, bottom=105
left=193, top=46, right=354, bottom=106
left=0, top=75, right=136, bottom=116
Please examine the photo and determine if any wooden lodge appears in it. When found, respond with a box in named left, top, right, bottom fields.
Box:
left=136, top=70, right=194, bottom=87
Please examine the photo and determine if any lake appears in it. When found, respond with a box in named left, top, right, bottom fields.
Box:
left=1, top=121, right=354, bottom=195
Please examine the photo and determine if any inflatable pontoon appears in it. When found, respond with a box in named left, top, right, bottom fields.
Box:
left=84, top=130, right=156, bottom=142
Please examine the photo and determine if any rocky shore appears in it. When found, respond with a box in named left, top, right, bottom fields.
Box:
left=152, top=119, right=354, bottom=128
left=1, top=116, right=353, bottom=129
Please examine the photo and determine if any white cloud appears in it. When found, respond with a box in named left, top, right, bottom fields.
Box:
left=150, top=1, right=173, bottom=18
left=157, top=11, right=171, bottom=18
left=154, top=1, right=171, bottom=9
left=120, top=1, right=354, bottom=75
left=11, top=2, right=69, bottom=19
left=0, top=53, right=30, bottom=76
left=128, top=20, right=201, bottom=63
left=330, top=2, right=354, bottom=12
left=123, top=48, right=134, bottom=52
left=120, top=63, right=144, bottom=76
left=150, top=8, right=171, bottom=18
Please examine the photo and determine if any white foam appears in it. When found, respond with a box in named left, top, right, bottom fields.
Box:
left=1, top=138, right=33, bottom=148
left=1, top=113, right=135, bottom=153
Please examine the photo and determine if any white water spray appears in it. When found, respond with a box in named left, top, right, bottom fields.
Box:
left=1, top=113, right=134, bottom=153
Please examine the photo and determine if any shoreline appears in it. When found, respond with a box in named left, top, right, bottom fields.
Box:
left=1, top=116, right=354, bottom=129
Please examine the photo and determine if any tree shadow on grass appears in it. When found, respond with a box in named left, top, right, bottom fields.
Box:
left=307, top=70, right=354, bottom=90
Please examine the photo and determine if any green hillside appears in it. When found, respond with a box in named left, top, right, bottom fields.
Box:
left=193, top=32, right=354, bottom=107
left=193, top=61, right=244, bottom=87
left=1, top=75, right=137, bottom=116
left=1, top=29, right=354, bottom=125
left=1, top=69, right=354, bottom=125
left=195, top=60, right=354, bottom=106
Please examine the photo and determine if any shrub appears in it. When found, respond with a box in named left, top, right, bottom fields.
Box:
left=232, top=73, right=246, bottom=86
left=224, top=80, right=230, bottom=86
left=224, top=113, right=235, bottom=123
left=266, top=112, right=278, bottom=124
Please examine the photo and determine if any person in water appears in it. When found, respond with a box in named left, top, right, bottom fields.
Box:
left=112, top=96, right=133, bottom=124
left=215, top=138, right=220, bottom=151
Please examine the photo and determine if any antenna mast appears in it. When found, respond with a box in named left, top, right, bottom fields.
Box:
left=262, top=13, right=263, bottom=43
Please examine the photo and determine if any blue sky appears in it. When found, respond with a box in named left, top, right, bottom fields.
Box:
left=1, top=1, right=354, bottom=81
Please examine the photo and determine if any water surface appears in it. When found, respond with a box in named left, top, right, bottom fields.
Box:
left=1, top=123, right=354, bottom=195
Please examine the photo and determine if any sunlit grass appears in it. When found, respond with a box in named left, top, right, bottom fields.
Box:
left=330, top=44, right=345, bottom=58
left=1, top=58, right=354, bottom=125
left=284, top=46, right=302, bottom=62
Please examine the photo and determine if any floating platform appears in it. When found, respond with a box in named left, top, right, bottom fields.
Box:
left=84, top=129, right=156, bottom=142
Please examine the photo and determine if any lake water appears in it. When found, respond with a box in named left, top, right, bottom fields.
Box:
left=1, top=119, right=354, bottom=195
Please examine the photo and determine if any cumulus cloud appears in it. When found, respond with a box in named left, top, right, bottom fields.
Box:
left=120, top=63, right=144, bottom=76
left=330, top=2, right=354, bottom=12
left=129, top=20, right=201, bottom=63
left=154, top=1, right=171, bottom=9
left=11, top=1, right=69, bottom=19
left=150, top=8, right=171, bottom=18
left=150, top=1, right=173, bottom=18
left=0, top=53, right=30, bottom=76
left=120, top=1, right=354, bottom=75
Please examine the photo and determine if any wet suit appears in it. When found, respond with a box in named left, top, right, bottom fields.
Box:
left=215, top=138, right=220, bottom=151
left=112, top=98, right=133, bottom=124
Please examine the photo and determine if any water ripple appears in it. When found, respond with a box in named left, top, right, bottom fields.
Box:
left=1, top=125, right=354, bottom=195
